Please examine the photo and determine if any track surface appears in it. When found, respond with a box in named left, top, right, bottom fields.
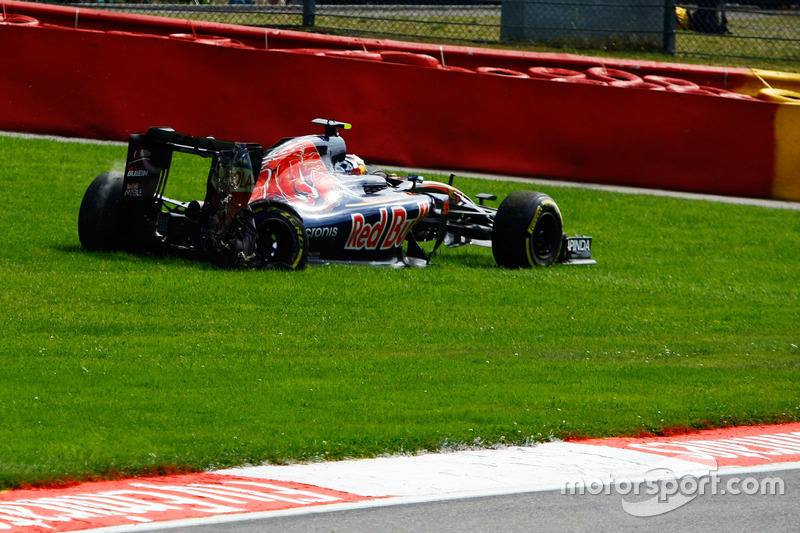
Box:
left=3, top=424, right=799, bottom=532
left=158, top=469, right=800, bottom=533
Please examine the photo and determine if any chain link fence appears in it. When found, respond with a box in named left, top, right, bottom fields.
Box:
left=40, top=0, right=800, bottom=61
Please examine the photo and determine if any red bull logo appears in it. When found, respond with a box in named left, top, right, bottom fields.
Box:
left=345, top=201, right=431, bottom=250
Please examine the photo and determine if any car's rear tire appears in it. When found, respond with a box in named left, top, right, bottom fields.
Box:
left=253, top=206, right=308, bottom=270
left=78, top=171, right=124, bottom=251
left=492, top=191, right=563, bottom=268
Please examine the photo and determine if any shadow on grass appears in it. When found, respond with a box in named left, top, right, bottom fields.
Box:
left=52, top=243, right=222, bottom=271
left=56, top=242, right=502, bottom=272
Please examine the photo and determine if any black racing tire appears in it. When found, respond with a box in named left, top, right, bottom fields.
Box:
left=492, top=191, right=563, bottom=268
left=253, top=206, right=308, bottom=271
left=78, top=171, right=124, bottom=251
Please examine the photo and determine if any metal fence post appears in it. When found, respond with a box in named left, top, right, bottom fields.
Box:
left=663, top=0, right=676, bottom=54
left=77, top=0, right=797, bottom=62
left=303, top=0, right=316, bottom=28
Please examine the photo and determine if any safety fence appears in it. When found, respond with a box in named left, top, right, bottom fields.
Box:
left=22, top=1, right=800, bottom=61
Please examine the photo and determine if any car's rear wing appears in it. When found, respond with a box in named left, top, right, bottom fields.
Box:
left=118, top=127, right=263, bottom=246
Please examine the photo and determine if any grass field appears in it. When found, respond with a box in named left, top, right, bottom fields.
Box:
left=0, top=134, right=798, bottom=490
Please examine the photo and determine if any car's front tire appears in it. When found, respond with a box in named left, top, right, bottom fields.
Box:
left=253, top=206, right=308, bottom=270
left=492, top=191, right=563, bottom=268
left=78, top=171, right=124, bottom=251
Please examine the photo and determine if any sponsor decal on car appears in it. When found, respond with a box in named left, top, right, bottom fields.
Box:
left=345, top=200, right=431, bottom=250
left=123, top=182, right=143, bottom=197
left=133, top=146, right=151, bottom=161
left=307, top=226, right=339, bottom=239
left=566, top=236, right=592, bottom=259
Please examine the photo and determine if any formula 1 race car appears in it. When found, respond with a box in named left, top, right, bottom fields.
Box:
left=78, top=119, right=594, bottom=270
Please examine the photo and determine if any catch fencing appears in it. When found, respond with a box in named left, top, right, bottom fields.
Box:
left=38, top=0, right=800, bottom=61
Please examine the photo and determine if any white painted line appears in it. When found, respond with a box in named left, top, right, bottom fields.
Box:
left=5, top=432, right=798, bottom=532
left=214, top=442, right=711, bottom=498
left=2, top=130, right=797, bottom=210
left=90, top=444, right=800, bottom=533
left=0, top=130, right=126, bottom=146
left=388, top=166, right=800, bottom=211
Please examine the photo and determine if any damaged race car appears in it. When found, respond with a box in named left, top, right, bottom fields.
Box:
left=78, top=119, right=594, bottom=270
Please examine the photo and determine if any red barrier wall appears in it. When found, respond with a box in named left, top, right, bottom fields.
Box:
left=0, top=1, right=792, bottom=199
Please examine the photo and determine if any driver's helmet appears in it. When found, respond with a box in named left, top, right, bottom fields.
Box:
left=335, top=154, right=367, bottom=176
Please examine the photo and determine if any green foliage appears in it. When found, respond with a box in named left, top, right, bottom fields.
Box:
left=0, top=135, right=798, bottom=490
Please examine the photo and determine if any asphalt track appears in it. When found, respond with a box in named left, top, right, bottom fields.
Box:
left=5, top=425, right=800, bottom=532
left=146, top=468, right=800, bottom=533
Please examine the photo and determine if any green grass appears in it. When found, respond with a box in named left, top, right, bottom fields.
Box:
left=1, top=135, right=799, bottom=490
left=675, top=13, right=800, bottom=63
